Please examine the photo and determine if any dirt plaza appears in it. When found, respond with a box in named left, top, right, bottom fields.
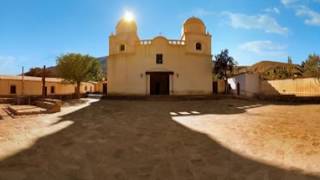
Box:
left=0, top=98, right=319, bottom=180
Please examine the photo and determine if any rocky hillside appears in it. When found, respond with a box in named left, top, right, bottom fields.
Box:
left=247, top=61, right=303, bottom=80
left=249, top=61, right=302, bottom=74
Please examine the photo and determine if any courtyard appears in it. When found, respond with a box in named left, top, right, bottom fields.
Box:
left=0, top=98, right=319, bottom=180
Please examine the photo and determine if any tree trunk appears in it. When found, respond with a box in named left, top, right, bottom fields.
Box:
left=42, top=65, right=46, bottom=98
left=76, top=81, right=81, bottom=99
left=224, top=70, right=228, bottom=94
left=225, top=79, right=228, bottom=94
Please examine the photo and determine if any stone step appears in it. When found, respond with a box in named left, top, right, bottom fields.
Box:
left=35, top=101, right=55, bottom=109
left=1, top=107, right=14, bottom=119
left=0, top=105, right=13, bottom=120
left=42, top=98, right=63, bottom=106
left=8, top=105, right=47, bottom=116
left=35, top=100, right=61, bottom=113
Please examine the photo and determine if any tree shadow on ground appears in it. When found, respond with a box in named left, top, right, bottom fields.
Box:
left=0, top=99, right=319, bottom=180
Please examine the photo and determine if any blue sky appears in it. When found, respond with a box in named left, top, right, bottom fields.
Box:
left=0, top=0, right=320, bottom=74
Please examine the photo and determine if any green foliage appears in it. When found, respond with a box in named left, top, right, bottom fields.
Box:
left=213, top=49, right=237, bottom=80
left=57, top=53, right=102, bottom=83
left=264, top=67, right=290, bottom=80
left=287, top=56, right=295, bottom=78
left=213, top=49, right=237, bottom=93
left=287, top=56, right=293, bottom=64
left=56, top=53, right=102, bottom=98
left=302, top=54, right=320, bottom=78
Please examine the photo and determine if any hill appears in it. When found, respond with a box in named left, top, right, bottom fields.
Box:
left=24, top=56, right=108, bottom=78
left=248, top=61, right=303, bottom=79
left=97, top=56, right=108, bottom=75
left=233, top=66, right=250, bottom=75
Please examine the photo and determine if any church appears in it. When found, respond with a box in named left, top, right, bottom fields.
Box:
left=107, top=15, right=213, bottom=96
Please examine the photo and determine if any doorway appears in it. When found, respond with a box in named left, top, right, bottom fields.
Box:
left=236, top=82, right=240, bottom=96
left=212, top=81, right=218, bottom=94
left=103, top=83, right=108, bottom=95
left=150, top=72, right=170, bottom=95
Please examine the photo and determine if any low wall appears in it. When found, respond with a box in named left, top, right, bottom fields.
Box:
left=260, top=78, right=320, bottom=97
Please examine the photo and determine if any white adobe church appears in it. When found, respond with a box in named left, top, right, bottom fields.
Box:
left=107, top=15, right=213, bottom=95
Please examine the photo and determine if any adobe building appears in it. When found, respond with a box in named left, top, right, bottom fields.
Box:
left=0, top=75, right=97, bottom=97
left=107, top=17, right=213, bottom=95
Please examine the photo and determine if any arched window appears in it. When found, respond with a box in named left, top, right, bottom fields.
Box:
left=120, top=44, right=126, bottom=52
left=196, top=42, right=202, bottom=51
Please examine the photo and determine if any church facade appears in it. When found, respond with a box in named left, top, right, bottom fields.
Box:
left=107, top=17, right=213, bottom=95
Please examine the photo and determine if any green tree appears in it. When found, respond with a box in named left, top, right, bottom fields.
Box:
left=213, top=49, right=237, bottom=93
left=287, top=56, right=294, bottom=78
left=56, top=53, right=102, bottom=99
left=303, top=54, right=320, bottom=78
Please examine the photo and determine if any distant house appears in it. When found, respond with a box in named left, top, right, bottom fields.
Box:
left=228, top=73, right=320, bottom=97
left=107, top=17, right=213, bottom=96
left=0, top=75, right=97, bottom=97
left=228, top=73, right=260, bottom=97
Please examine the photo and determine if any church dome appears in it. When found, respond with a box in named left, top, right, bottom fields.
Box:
left=116, top=19, right=138, bottom=34
left=183, top=17, right=206, bottom=34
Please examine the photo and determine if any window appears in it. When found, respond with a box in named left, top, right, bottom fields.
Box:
left=10, top=85, right=16, bottom=94
left=156, top=54, right=163, bottom=64
left=196, top=42, right=202, bottom=51
left=120, top=44, right=125, bottom=52
left=85, top=86, right=88, bottom=91
left=51, top=86, right=55, bottom=94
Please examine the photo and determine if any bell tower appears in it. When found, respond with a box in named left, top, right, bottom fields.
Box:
left=181, top=17, right=211, bottom=56
left=109, top=15, right=140, bottom=55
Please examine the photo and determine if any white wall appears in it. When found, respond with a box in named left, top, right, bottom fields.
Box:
left=228, top=74, right=260, bottom=97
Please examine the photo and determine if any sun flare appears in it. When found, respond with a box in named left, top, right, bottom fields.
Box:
left=123, top=11, right=135, bottom=22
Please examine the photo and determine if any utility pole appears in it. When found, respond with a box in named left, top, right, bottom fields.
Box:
left=21, top=66, right=24, bottom=96
left=42, top=65, right=46, bottom=98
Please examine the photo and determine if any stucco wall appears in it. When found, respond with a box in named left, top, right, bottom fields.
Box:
left=107, top=17, right=212, bottom=96
left=217, top=80, right=225, bottom=93
left=0, top=78, right=96, bottom=96
left=260, top=78, right=320, bottom=97
left=108, top=43, right=212, bottom=95
left=228, top=74, right=260, bottom=97
left=108, top=42, right=212, bottom=96
left=94, top=82, right=105, bottom=93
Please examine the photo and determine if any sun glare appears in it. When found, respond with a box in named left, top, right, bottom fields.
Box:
left=124, top=11, right=135, bottom=22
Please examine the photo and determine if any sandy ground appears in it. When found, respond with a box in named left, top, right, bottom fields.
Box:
left=0, top=98, right=319, bottom=180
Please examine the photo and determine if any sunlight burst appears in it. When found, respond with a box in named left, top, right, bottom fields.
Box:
left=123, top=11, right=135, bottom=22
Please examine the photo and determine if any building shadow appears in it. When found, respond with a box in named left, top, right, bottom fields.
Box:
left=0, top=99, right=319, bottom=180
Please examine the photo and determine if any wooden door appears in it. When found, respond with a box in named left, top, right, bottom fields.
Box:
left=150, top=73, right=169, bottom=95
